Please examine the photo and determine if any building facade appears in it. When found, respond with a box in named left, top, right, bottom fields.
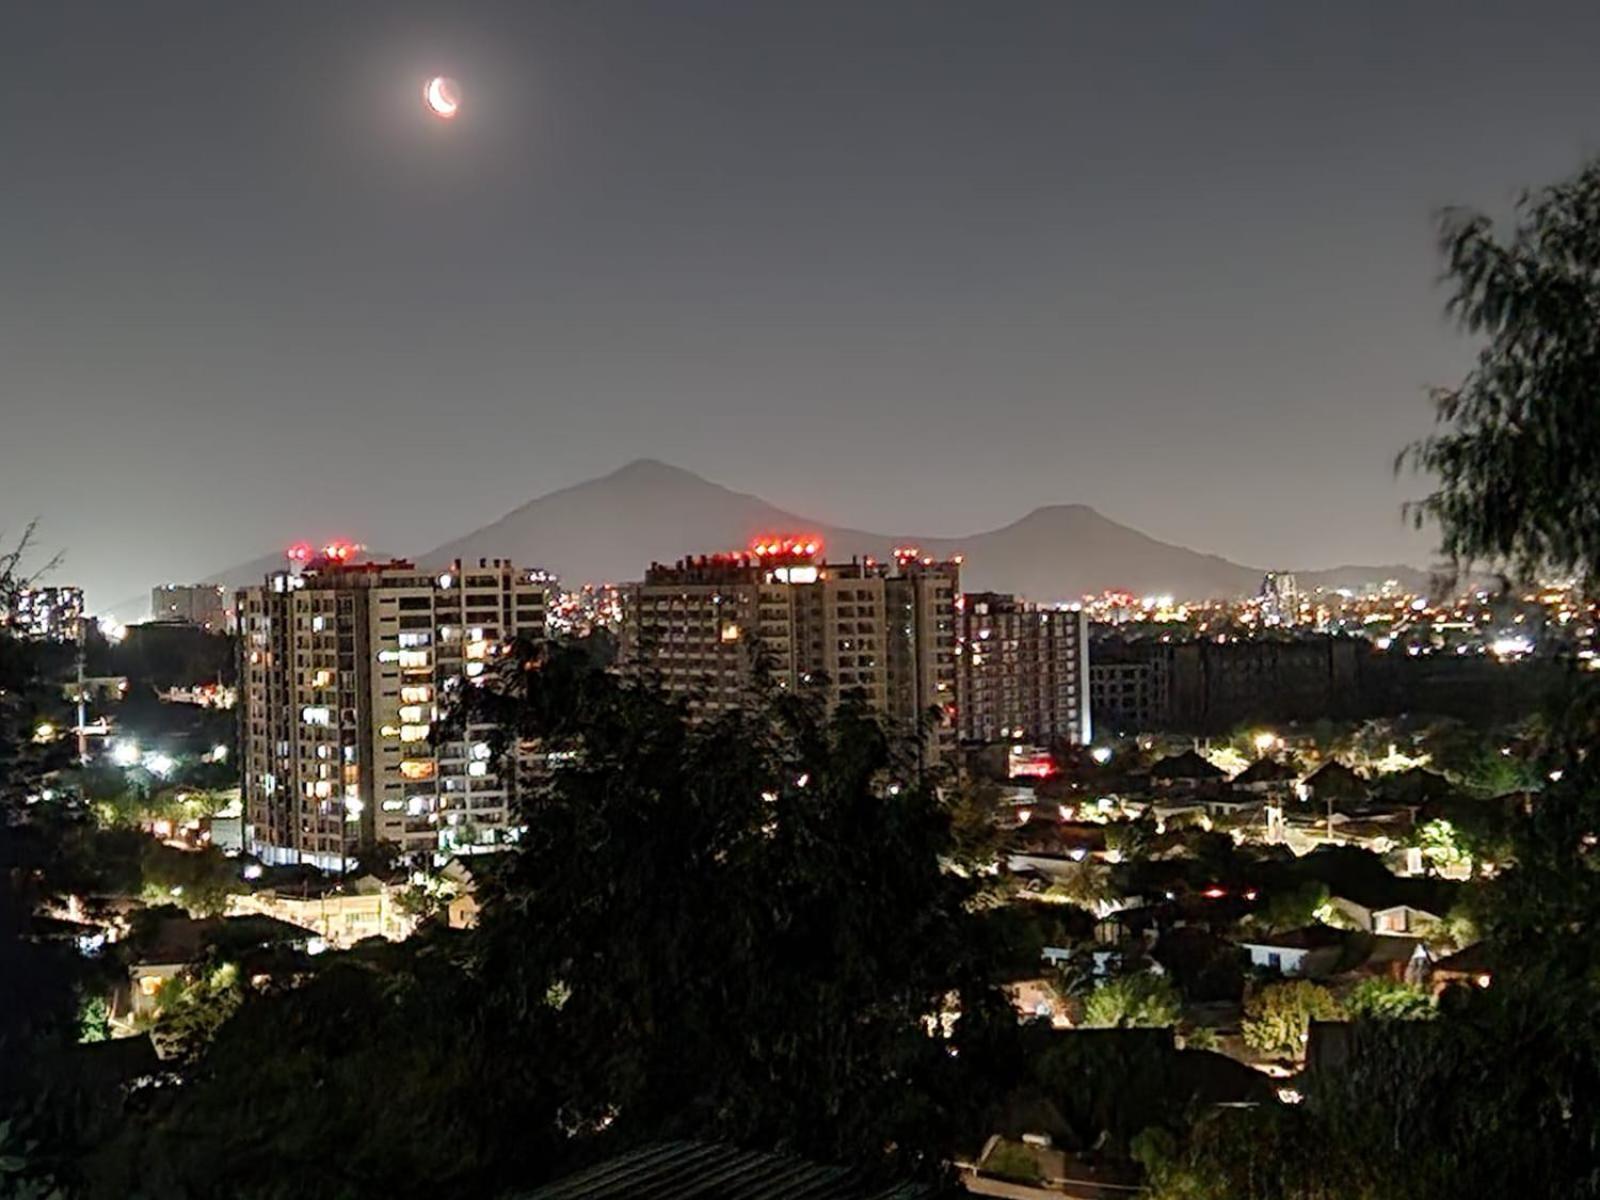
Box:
left=237, top=553, right=550, bottom=870
left=1089, top=657, right=1170, bottom=733
left=956, top=593, right=1091, bottom=747
left=618, top=540, right=959, bottom=763
left=152, top=583, right=231, bottom=631
left=6, top=586, right=85, bottom=641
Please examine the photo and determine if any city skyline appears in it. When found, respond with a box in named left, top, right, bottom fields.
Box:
left=11, top=3, right=1600, bottom=606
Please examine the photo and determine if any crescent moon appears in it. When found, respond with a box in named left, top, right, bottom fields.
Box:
left=425, top=77, right=458, bottom=119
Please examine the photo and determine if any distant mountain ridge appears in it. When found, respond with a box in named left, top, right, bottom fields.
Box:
left=420, top=459, right=1429, bottom=601
left=111, top=459, right=1430, bottom=619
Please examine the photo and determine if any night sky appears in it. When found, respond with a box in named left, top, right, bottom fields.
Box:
left=7, top=2, right=1600, bottom=607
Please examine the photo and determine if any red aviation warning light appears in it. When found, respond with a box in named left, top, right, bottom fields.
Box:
left=288, top=540, right=364, bottom=567
left=748, top=535, right=823, bottom=560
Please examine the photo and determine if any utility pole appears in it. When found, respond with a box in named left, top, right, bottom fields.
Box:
left=75, top=613, right=89, bottom=765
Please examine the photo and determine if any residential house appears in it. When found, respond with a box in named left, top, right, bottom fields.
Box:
left=1232, top=756, right=1298, bottom=801
left=124, top=913, right=311, bottom=1021
left=1237, top=924, right=1350, bottom=978
left=1299, top=760, right=1368, bottom=809
left=1430, top=942, right=1495, bottom=994
left=1149, top=750, right=1226, bottom=791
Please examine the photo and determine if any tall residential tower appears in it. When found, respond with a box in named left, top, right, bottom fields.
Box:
left=619, top=539, right=960, bottom=764
left=237, top=549, right=549, bottom=869
left=956, top=592, right=1091, bottom=748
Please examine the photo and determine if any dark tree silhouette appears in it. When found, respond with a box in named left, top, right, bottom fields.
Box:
left=1402, top=159, right=1600, bottom=583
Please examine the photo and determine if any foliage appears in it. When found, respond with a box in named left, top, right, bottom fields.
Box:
left=74, top=996, right=110, bottom=1044
left=1413, top=818, right=1471, bottom=874
left=981, top=1140, right=1042, bottom=1183
left=1082, top=972, right=1182, bottom=1028
left=1249, top=880, right=1330, bottom=934
left=1105, top=812, right=1158, bottom=862
left=0, top=524, right=90, bottom=1120
left=1344, top=978, right=1435, bottom=1022
left=139, top=843, right=244, bottom=917
left=461, top=652, right=1016, bottom=1173
left=1049, top=944, right=1101, bottom=1000
left=1043, top=860, right=1117, bottom=911
left=86, top=940, right=566, bottom=1199
left=1401, top=158, right=1600, bottom=583
left=1153, top=927, right=1246, bottom=1003
left=1177, top=1024, right=1219, bottom=1052
left=946, top=776, right=1003, bottom=861
left=147, top=963, right=244, bottom=1060
left=1240, top=981, right=1343, bottom=1060
left=0, top=1117, right=65, bottom=1200
left=1422, top=722, right=1539, bottom=795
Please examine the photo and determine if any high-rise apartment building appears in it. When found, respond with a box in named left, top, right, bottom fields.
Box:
left=237, top=551, right=550, bottom=870
left=1088, top=658, right=1169, bottom=733
left=152, top=583, right=231, bottom=631
left=955, top=593, right=1090, bottom=747
left=5, top=586, right=85, bottom=642
left=618, top=540, right=960, bottom=764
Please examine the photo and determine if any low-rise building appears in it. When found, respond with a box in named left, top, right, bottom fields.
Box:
left=226, top=873, right=416, bottom=949
left=151, top=583, right=231, bottom=631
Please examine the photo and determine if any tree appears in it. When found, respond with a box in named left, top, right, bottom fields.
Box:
left=138, top=843, right=243, bottom=918
left=1344, top=978, right=1435, bottom=1022
left=1044, top=859, right=1117, bottom=912
left=145, top=963, right=244, bottom=1061
left=1402, top=158, right=1600, bottom=584
left=1412, top=818, right=1472, bottom=876
left=1082, top=972, right=1182, bottom=1028
left=0, top=523, right=85, bottom=1119
left=1247, top=881, right=1329, bottom=933
left=455, top=645, right=1020, bottom=1175
left=1240, top=981, right=1343, bottom=1060
left=1105, top=812, right=1158, bottom=862
left=86, top=939, right=568, bottom=1200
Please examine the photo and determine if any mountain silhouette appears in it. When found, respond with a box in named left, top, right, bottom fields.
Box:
left=112, top=459, right=1428, bottom=618
left=420, top=459, right=1428, bottom=601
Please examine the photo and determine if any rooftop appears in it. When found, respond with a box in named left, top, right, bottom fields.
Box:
left=515, top=1141, right=934, bottom=1200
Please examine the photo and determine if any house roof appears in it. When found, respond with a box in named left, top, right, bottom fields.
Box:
left=1011, top=821, right=1108, bottom=858
left=1300, top=761, right=1367, bottom=799
left=1233, top=757, right=1297, bottom=785
left=132, top=913, right=311, bottom=967
left=1289, top=846, right=1455, bottom=917
left=1238, top=924, right=1349, bottom=952
left=1375, top=767, right=1456, bottom=804
left=1359, top=935, right=1429, bottom=969
left=1151, top=750, right=1225, bottom=782
left=1433, top=941, right=1495, bottom=975
left=515, top=1141, right=934, bottom=1200
left=1173, top=1048, right=1277, bottom=1107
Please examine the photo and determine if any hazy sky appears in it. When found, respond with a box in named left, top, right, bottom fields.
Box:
left=6, top=2, right=1600, bottom=607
